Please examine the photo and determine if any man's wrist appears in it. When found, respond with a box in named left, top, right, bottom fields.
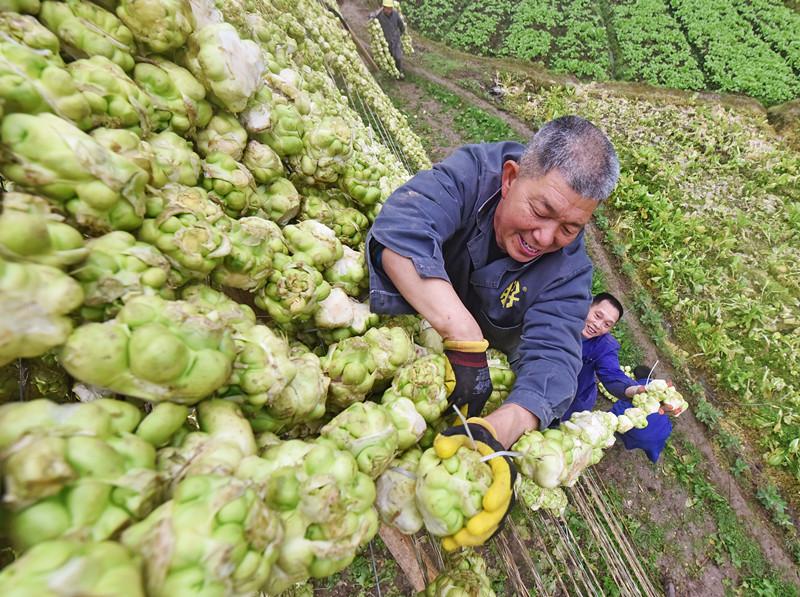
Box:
left=484, top=404, right=539, bottom=449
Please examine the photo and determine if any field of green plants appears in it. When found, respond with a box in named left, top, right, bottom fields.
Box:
left=402, top=0, right=800, bottom=104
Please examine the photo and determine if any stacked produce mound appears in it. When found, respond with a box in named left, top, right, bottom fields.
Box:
left=0, top=0, right=687, bottom=593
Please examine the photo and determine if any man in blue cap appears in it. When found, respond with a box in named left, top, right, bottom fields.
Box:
left=367, top=116, right=620, bottom=547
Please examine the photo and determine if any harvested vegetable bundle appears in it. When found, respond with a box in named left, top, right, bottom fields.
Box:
left=201, top=151, right=256, bottom=217
left=0, top=11, right=61, bottom=61
left=299, top=187, right=370, bottom=249
left=1, top=112, right=148, bottom=232
left=420, top=550, right=496, bottom=597
left=314, top=289, right=378, bottom=342
left=517, top=476, right=568, bottom=517
left=242, top=350, right=328, bottom=434
left=138, top=184, right=231, bottom=282
left=242, top=140, right=284, bottom=184
left=61, top=294, right=236, bottom=404
left=148, top=131, right=202, bottom=188
left=376, top=448, right=423, bottom=534
left=282, top=219, right=343, bottom=270
left=384, top=353, right=451, bottom=423
left=236, top=438, right=378, bottom=594
left=182, top=22, right=263, bottom=114
left=0, top=539, right=146, bottom=597
left=289, top=115, right=353, bottom=185
left=122, top=474, right=282, bottom=597
left=484, top=348, right=515, bottom=414
left=0, top=256, right=83, bottom=366
left=39, top=0, right=135, bottom=71
left=0, top=192, right=86, bottom=268
left=91, top=128, right=154, bottom=178
left=133, top=58, right=213, bottom=134
left=252, top=177, right=302, bottom=225
left=321, top=400, right=400, bottom=478
left=157, top=399, right=257, bottom=487
left=72, top=231, right=177, bottom=321
left=212, top=216, right=286, bottom=291
left=68, top=56, right=154, bottom=135
left=0, top=35, right=92, bottom=127
left=415, top=445, right=493, bottom=537
left=368, top=17, right=401, bottom=79
left=323, top=245, right=368, bottom=297
left=255, top=253, right=331, bottom=327
left=196, top=112, right=248, bottom=159
left=0, top=399, right=186, bottom=551
left=116, top=0, right=194, bottom=54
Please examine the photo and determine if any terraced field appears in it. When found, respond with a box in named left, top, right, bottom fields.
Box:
left=402, top=0, right=800, bottom=104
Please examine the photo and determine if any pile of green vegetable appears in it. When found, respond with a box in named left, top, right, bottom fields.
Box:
left=0, top=0, right=688, bottom=592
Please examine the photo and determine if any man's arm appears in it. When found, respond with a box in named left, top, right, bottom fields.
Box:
left=367, top=144, right=492, bottom=321
left=594, top=338, right=639, bottom=400
left=488, top=267, right=593, bottom=447
left=381, top=249, right=482, bottom=341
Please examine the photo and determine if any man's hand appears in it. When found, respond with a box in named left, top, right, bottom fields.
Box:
left=444, top=339, right=492, bottom=418
left=434, top=418, right=516, bottom=550
left=484, top=403, right=539, bottom=448
left=624, top=385, right=647, bottom=398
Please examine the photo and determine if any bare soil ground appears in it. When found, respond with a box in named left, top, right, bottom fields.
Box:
left=333, top=1, right=800, bottom=593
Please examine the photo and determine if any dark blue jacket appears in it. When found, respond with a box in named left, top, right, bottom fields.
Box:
left=560, top=333, right=635, bottom=422
left=611, top=379, right=673, bottom=463
left=367, top=142, right=593, bottom=428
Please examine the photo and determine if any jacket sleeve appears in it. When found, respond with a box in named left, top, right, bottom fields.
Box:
left=594, top=337, right=637, bottom=400
left=505, top=265, right=593, bottom=429
left=366, top=146, right=481, bottom=312
left=398, top=13, right=406, bottom=34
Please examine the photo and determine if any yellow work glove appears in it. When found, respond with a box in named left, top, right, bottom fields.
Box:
left=434, top=417, right=516, bottom=551
left=442, top=339, right=492, bottom=419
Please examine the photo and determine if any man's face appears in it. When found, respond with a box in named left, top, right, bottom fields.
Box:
left=582, top=300, right=621, bottom=339
left=493, top=161, right=597, bottom=263
left=382, top=6, right=393, bottom=14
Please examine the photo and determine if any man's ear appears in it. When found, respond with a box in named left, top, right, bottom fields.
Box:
left=501, top=160, right=519, bottom=199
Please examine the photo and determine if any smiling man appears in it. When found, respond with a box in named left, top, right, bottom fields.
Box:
left=559, top=292, right=643, bottom=423
left=367, top=116, right=619, bottom=547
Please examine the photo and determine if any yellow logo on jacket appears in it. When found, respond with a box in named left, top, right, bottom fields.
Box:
left=500, top=280, right=522, bottom=308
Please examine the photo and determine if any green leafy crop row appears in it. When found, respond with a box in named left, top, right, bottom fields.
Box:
left=608, top=0, right=705, bottom=90
left=670, top=0, right=800, bottom=105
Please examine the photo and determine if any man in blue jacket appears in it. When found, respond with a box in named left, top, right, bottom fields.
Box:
left=367, top=116, right=620, bottom=547
left=561, top=292, right=678, bottom=462
left=560, top=292, right=644, bottom=422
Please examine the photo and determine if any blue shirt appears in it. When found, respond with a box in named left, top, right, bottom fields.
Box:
left=560, top=334, right=635, bottom=422
left=367, top=142, right=594, bottom=428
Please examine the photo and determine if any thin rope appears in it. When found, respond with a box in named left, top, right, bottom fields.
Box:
left=451, top=404, right=476, bottom=450
left=479, top=450, right=522, bottom=462
left=570, top=482, right=637, bottom=596
left=506, top=518, right=550, bottom=596
left=17, top=358, right=26, bottom=402
left=576, top=474, right=640, bottom=595
left=544, top=508, right=602, bottom=596
left=522, top=509, right=573, bottom=596
left=583, top=471, right=661, bottom=597
left=368, top=540, right=383, bottom=597
left=526, top=508, right=589, bottom=597
left=496, top=530, right=531, bottom=597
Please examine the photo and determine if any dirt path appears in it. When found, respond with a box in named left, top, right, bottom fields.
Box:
left=340, top=0, right=800, bottom=590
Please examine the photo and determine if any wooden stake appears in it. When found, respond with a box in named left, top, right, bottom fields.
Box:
left=379, top=525, right=439, bottom=591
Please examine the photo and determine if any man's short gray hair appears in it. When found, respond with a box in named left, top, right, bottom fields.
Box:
left=519, top=115, right=620, bottom=201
